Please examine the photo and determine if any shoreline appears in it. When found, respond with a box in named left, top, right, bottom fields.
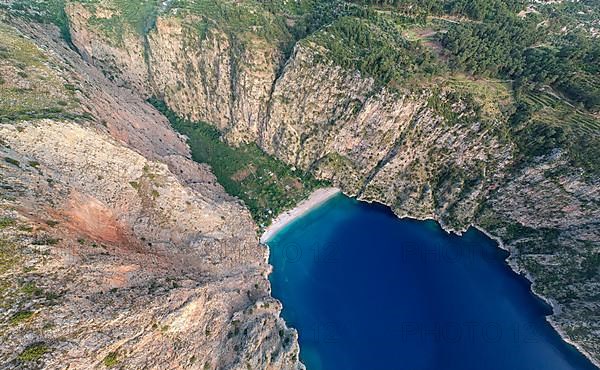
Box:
left=356, top=194, right=600, bottom=369
left=260, top=187, right=341, bottom=244
left=263, top=189, right=598, bottom=368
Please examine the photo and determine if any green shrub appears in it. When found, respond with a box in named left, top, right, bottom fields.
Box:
left=0, top=217, right=15, bottom=229
left=4, top=157, right=20, bottom=167
left=18, top=342, right=49, bottom=362
left=45, top=220, right=59, bottom=227
left=0, top=239, right=18, bottom=273
left=32, top=236, right=60, bottom=245
left=103, top=351, right=119, bottom=367
left=21, top=282, right=43, bottom=296
left=9, top=310, right=34, bottom=325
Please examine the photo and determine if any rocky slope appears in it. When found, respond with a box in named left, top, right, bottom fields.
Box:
left=64, top=0, right=600, bottom=365
left=0, top=16, right=302, bottom=369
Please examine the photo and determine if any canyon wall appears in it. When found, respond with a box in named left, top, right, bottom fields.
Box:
left=0, top=17, right=302, bottom=369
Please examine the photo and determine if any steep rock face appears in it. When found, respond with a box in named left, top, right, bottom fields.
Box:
left=264, top=43, right=514, bottom=229
left=66, top=3, right=150, bottom=94
left=1, top=121, right=298, bottom=370
left=68, top=10, right=515, bottom=229
left=147, top=16, right=234, bottom=130
left=262, top=43, right=377, bottom=186
left=147, top=16, right=281, bottom=145
left=480, top=174, right=600, bottom=362
left=0, top=19, right=302, bottom=369
left=68, top=6, right=282, bottom=145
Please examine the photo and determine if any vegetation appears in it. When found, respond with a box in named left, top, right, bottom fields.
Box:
left=34, top=0, right=597, bottom=113
left=438, top=1, right=600, bottom=112
left=336, top=1, right=600, bottom=112
left=9, top=310, right=34, bottom=325
left=0, top=0, right=71, bottom=43
left=0, top=239, right=19, bottom=274
left=516, top=39, right=600, bottom=111
left=81, top=0, right=304, bottom=51
left=21, top=282, right=43, bottom=297
left=509, top=90, right=600, bottom=176
left=0, top=23, right=84, bottom=123
left=18, top=342, right=49, bottom=362
left=103, top=351, right=119, bottom=367
left=149, top=99, right=328, bottom=228
left=440, top=14, right=535, bottom=76
left=0, top=217, right=15, bottom=229
left=171, top=0, right=289, bottom=40
left=306, top=15, right=443, bottom=87
left=83, top=0, right=161, bottom=45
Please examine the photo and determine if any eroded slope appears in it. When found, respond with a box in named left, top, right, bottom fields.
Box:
left=0, top=17, right=302, bottom=369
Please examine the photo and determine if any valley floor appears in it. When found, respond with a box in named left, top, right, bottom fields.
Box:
left=261, top=187, right=341, bottom=244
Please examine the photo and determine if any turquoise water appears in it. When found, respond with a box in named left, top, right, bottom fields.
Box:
left=267, top=194, right=597, bottom=370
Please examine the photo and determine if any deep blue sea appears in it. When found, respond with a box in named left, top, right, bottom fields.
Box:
left=267, top=194, right=597, bottom=370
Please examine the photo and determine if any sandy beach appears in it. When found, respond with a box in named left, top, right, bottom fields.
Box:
left=260, top=187, right=341, bottom=243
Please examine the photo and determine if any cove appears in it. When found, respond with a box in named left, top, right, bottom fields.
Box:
left=267, top=194, right=598, bottom=370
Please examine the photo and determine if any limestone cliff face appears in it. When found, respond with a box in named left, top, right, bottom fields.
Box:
left=68, top=4, right=283, bottom=145
left=66, top=3, right=150, bottom=94
left=147, top=16, right=281, bottom=145
left=479, top=153, right=600, bottom=362
left=0, top=19, right=302, bottom=369
left=263, top=43, right=515, bottom=230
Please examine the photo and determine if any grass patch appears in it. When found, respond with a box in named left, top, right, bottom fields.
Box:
left=511, top=89, right=600, bottom=177
left=103, top=351, right=119, bottom=367
left=444, top=74, right=513, bottom=119
left=4, top=157, right=20, bottom=167
left=0, top=216, right=15, bottom=229
left=0, top=23, right=84, bottom=123
left=18, top=225, right=33, bottom=232
left=0, top=23, right=47, bottom=68
left=21, top=282, right=44, bottom=297
left=84, top=0, right=161, bottom=45
left=18, top=342, right=49, bottom=362
left=10, top=310, right=34, bottom=325
left=149, top=98, right=328, bottom=228
left=520, top=90, right=600, bottom=136
left=32, top=236, right=60, bottom=245
left=45, top=220, right=60, bottom=227
left=0, top=239, right=19, bottom=274
left=0, top=0, right=71, bottom=42
left=169, top=0, right=291, bottom=44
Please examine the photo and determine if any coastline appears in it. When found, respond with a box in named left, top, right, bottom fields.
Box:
left=260, top=187, right=341, bottom=244
left=356, top=194, right=600, bottom=369
left=264, top=189, right=598, bottom=368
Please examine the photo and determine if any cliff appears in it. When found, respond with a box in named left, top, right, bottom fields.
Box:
left=64, top=0, right=600, bottom=365
left=0, top=16, right=302, bottom=369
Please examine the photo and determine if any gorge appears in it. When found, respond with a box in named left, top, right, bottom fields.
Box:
left=0, top=0, right=598, bottom=368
